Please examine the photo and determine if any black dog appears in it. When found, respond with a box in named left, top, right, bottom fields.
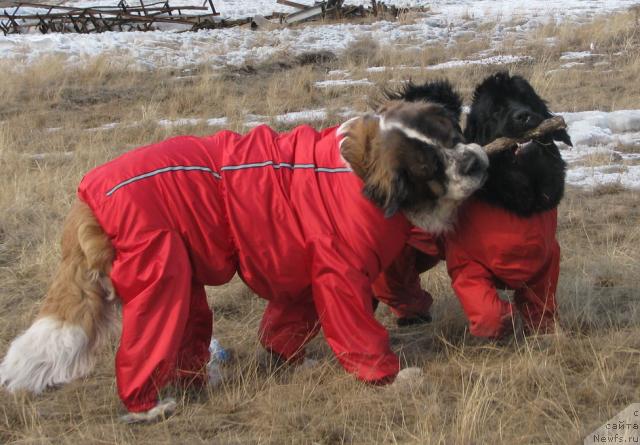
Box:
left=464, top=71, right=571, bottom=216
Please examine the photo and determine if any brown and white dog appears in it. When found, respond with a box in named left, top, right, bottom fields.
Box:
left=0, top=100, right=487, bottom=421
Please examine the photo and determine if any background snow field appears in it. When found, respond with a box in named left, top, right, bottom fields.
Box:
left=1, top=1, right=640, bottom=444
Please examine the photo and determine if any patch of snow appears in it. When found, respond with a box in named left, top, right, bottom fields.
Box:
left=315, top=79, right=373, bottom=88
left=206, top=117, right=229, bottom=127
left=559, top=51, right=600, bottom=60
left=566, top=164, right=640, bottom=189
left=559, top=109, right=640, bottom=189
left=560, top=62, right=585, bottom=69
left=275, top=109, right=328, bottom=124
left=26, top=151, right=75, bottom=161
left=563, top=110, right=640, bottom=140
left=158, top=118, right=201, bottom=127
left=426, top=55, right=533, bottom=70
left=327, top=69, right=350, bottom=77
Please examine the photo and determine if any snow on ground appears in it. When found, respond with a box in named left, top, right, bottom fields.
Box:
left=560, top=110, right=640, bottom=189
left=0, top=1, right=637, bottom=70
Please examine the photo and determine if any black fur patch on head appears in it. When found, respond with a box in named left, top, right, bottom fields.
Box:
left=384, top=79, right=464, bottom=127
left=464, top=71, right=570, bottom=216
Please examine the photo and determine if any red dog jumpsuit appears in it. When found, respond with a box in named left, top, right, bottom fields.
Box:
left=445, top=198, right=560, bottom=338
left=377, top=199, right=560, bottom=338
left=78, top=124, right=416, bottom=412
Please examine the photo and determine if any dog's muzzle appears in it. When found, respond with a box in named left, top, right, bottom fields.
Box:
left=455, top=143, right=489, bottom=180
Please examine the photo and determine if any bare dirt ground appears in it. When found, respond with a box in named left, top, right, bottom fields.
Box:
left=0, top=10, right=639, bottom=445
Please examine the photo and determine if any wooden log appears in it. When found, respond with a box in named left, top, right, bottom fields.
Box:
left=482, top=116, right=568, bottom=155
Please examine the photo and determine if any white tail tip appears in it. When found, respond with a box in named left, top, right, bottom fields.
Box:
left=0, top=317, right=93, bottom=393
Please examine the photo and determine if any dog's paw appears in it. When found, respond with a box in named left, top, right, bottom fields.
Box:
left=390, top=367, right=423, bottom=391
left=396, top=313, right=432, bottom=327
left=119, top=398, right=177, bottom=424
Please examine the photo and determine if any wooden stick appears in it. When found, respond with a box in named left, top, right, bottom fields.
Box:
left=482, top=116, right=567, bottom=155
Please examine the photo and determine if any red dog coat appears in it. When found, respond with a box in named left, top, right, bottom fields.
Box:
left=445, top=198, right=560, bottom=337
left=78, top=125, right=416, bottom=412
left=378, top=198, right=559, bottom=338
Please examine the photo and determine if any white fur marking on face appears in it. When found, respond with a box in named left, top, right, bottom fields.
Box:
left=463, top=143, right=489, bottom=167
left=380, top=117, right=439, bottom=147
left=404, top=143, right=488, bottom=234
left=0, top=317, right=93, bottom=394
left=444, top=143, right=488, bottom=201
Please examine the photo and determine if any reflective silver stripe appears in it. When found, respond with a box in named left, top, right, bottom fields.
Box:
left=221, top=161, right=274, bottom=171
left=105, top=165, right=221, bottom=196
left=220, top=161, right=348, bottom=172
left=315, top=167, right=352, bottom=173
left=105, top=161, right=352, bottom=196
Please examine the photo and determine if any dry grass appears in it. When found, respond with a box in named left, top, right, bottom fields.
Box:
left=1, top=10, right=640, bottom=445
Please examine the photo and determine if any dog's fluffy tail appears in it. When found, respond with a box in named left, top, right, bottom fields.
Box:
left=0, top=200, right=118, bottom=393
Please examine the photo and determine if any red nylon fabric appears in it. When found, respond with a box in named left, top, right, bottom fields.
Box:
left=376, top=200, right=559, bottom=338
left=78, top=125, right=410, bottom=411
left=445, top=198, right=560, bottom=338
left=372, top=229, right=444, bottom=318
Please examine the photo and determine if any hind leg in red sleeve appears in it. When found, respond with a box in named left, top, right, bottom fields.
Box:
left=514, top=242, right=560, bottom=335
left=111, top=230, right=196, bottom=414
left=175, top=283, right=213, bottom=387
left=258, top=293, right=321, bottom=363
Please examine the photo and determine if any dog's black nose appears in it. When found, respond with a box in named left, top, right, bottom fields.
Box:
left=513, top=109, right=542, bottom=129
left=514, top=109, right=533, bottom=124
left=460, top=151, right=485, bottom=176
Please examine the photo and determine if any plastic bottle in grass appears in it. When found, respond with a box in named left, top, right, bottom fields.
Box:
left=207, top=338, right=229, bottom=387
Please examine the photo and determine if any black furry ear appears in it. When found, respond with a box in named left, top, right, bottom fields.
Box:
left=553, top=129, right=573, bottom=147
left=363, top=170, right=410, bottom=218
left=384, top=80, right=463, bottom=121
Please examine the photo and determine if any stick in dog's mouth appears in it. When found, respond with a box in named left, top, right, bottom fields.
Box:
left=482, top=116, right=568, bottom=155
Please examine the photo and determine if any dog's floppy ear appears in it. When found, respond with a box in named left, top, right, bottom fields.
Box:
left=339, top=114, right=381, bottom=178
left=339, top=111, right=409, bottom=218
left=363, top=169, right=410, bottom=218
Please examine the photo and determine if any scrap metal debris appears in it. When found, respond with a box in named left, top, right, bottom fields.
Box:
left=253, top=0, right=427, bottom=28
left=0, top=0, right=429, bottom=35
left=0, top=0, right=226, bottom=34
